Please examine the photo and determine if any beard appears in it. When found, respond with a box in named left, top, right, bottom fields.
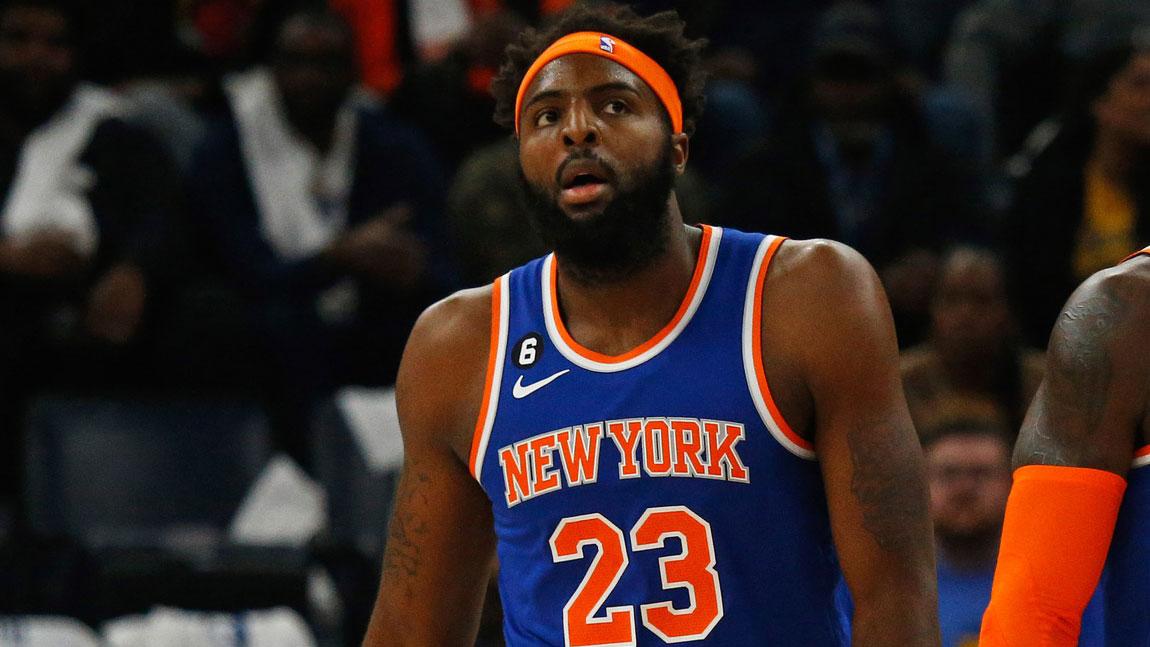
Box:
left=519, top=141, right=676, bottom=285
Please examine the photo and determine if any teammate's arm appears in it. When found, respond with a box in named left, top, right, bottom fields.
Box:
left=766, top=241, right=939, bottom=646
left=979, top=267, right=1149, bottom=647
left=363, top=288, right=499, bottom=646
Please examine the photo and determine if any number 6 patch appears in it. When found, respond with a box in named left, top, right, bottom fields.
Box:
left=514, top=333, right=544, bottom=369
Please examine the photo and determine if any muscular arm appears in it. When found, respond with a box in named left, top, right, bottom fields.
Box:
left=765, top=241, right=939, bottom=646
left=363, top=288, right=498, bottom=646
left=979, top=265, right=1150, bottom=646
left=1013, top=267, right=1149, bottom=473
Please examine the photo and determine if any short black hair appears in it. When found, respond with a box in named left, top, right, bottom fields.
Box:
left=247, top=1, right=354, bottom=65
left=491, top=3, right=707, bottom=136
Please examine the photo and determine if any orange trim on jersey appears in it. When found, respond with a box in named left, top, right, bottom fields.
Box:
left=1136, top=445, right=1150, bottom=460
left=469, top=278, right=503, bottom=478
left=1122, top=246, right=1150, bottom=263
left=751, top=236, right=815, bottom=453
left=549, top=225, right=713, bottom=364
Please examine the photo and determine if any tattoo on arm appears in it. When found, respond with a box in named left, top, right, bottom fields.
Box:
left=382, top=469, right=432, bottom=603
left=1016, top=284, right=1131, bottom=467
left=847, top=416, right=929, bottom=552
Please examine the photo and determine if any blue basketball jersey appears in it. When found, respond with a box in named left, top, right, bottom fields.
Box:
left=469, top=226, right=849, bottom=646
left=1083, top=246, right=1150, bottom=646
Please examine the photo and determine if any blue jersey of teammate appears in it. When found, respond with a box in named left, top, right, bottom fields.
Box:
left=468, top=226, right=850, bottom=646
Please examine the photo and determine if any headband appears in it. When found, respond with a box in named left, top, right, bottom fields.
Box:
left=513, top=31, right=684, bottom=135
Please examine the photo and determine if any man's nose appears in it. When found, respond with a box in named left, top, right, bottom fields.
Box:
left=561, top=104, right=599, bottom=147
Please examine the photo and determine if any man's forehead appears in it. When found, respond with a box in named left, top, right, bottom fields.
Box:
left=523, top=53, right=651, bottom=101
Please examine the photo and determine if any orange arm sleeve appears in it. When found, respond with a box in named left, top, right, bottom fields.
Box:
left=980, top=465, right=1126, bottom=647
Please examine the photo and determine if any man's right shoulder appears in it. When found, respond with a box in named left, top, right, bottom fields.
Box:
left=396, top=284, right=497, bottom=458
left=1058, top=254, right=1150, bottom=351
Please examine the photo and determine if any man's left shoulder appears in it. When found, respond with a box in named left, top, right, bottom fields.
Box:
left=768, top=238, right=883, bottom=307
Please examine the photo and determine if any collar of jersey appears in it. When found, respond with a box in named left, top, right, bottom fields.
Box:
left=542, top=224, right=721, bottom=373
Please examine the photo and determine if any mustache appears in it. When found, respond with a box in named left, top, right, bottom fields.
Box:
left=554, top=148, right=619, bottom=187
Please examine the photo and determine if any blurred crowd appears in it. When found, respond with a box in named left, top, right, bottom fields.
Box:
left=0, top=0, right=1148, bottom=644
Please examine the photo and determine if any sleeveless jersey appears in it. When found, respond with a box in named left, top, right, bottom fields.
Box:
left=1093, top=245, right=1150, bottom=645
left=469, top=226, right=848, bottom=646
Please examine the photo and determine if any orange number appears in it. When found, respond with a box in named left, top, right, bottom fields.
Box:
left=631, top=506, right=724, bottom=642
left=550, top=513, right=636, bottom=647
left=550, top=506, right=724, bottom=646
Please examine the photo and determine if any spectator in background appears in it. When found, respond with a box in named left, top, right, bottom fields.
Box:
left=902, top=247, right=1044, bottom=433
left=389, top=8, right=527, bottom=172
left=190, top=7, right=447, bottom=463
left=329, top=0, right=574, bottom=97
left=0, top=0, right=182, bottom=507
left=1005, top=41, right=1150, bottom=346
left=924, top=416, right=1012, bottom=647
left=447, top=139, right=545, bottom=286
left=716, top=1, right=977, bottom=346
left=944, top=0, right=1150, bottom=161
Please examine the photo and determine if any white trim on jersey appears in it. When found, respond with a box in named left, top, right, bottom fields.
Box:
left=473, top=273, right=511, bottom=483
left=741, top=236, right=817, bottom=461
left=1133, top=448, right=1150, bottom=470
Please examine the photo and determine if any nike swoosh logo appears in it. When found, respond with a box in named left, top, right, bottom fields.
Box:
left=512, top=369, right=570, bottom=399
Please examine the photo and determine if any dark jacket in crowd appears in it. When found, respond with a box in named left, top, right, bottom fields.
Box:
left=1005, top=132, right=1150, bottom=347
left=713, top=105, right=978, bottom=270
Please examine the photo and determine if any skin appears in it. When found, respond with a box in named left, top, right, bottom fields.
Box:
left=931, top=249, right=1014, bottom=365
left=927, top=433, right=1012, bottom=572
left=364, top=53, right=938, bottom=646
left=272, top=14, right=357, bottom=152
left=271, top=14, right=430, bottom=290
left=0, top=3, right=75, bottom=132
left=0, top=5, right=85, bottom=283
left=0, top=4, right=148, bottom=345
left=1012, top=256, right=1150, bottom=475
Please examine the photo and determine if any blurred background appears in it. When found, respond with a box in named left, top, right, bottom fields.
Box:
left=0, top=0, right=1147, bottom=645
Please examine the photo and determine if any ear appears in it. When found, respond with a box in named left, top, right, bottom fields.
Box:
left=671, top=132, right=689, bottom=176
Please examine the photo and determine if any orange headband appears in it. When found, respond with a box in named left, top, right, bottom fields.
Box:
left=514, top=31, right=684, bottom=135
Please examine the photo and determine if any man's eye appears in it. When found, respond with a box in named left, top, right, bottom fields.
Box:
left=535, top=109, right=559, bottom=127
left=604, top=100, right=629, bottom=114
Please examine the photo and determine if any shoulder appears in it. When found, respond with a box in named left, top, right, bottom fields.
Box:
left=1014, top=258, right=1150, bottom=470
left=766, top=238, right=888, bottom=317
left=1049, top=257, right=1150, bottom=368
left=761, top=238, right=900, bottom=398
left=396, top=283, right=497, bottom=459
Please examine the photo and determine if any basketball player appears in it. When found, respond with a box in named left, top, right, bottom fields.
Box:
left=979, top=246, right=1150, bottom=645
left=364, top=6, right=939, bottom=645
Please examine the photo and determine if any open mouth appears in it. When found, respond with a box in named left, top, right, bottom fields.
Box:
left=558, top=160, right=614, bottom=207
left=565, top=173, right=605, bottom=188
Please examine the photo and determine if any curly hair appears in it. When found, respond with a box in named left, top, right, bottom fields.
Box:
left=491, top=3, right=708, bottom=136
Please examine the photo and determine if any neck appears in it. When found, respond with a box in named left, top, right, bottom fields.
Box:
left=937, top=532, right=999, bottom=573
left=554, top=200, right=698, bottom=356
left=1091, top=128, right=1137, bottom=183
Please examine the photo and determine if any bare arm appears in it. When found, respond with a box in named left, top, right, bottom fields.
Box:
left=1013, top=266, right=1150, bottom=473
left=363, top=288, right=499, bottom=646
left=765, top=241, right=939, bottom=646
left=978, top=263, right=1150, bottom=646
